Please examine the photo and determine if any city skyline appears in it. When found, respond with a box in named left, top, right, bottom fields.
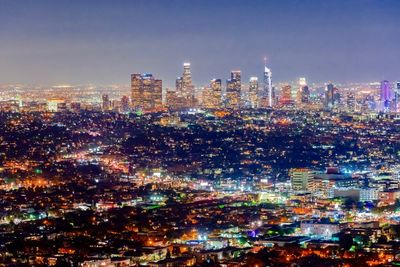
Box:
left=1, top=0, right=400, bottom=86
left=3, top=1, right=400, bottom=265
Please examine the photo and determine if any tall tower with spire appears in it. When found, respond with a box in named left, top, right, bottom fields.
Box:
left=262, top=57, right=273, bottom=107
left=175, top=62, right=195, bottom=107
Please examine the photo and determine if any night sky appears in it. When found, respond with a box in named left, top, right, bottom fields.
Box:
left=0, top=0, right=399, bottom=86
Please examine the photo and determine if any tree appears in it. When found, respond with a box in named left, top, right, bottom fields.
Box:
left=339, top=233, right=353, bottom=250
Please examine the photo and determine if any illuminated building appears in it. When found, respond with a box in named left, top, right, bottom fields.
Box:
left=182, top=63, right=194, bottom=97
left=46, top=98, right=65, bottom=112
left=131, top=73, right=163, bottom=112
left=297, top=78, right=310, bottom=105
left=203, top=79, right=222, bottom=109
left=261, top=57, right=273, bottom=107
left=395, top=81, right=400, bottom=112
left=174, top=63, right=195, bottom=108
left=280, top=84, right=293, bottom=105
left=300, top=86, right=310, bottom=104
left=69, top=102, right=81, bottom=112
left=226, top=71, right=241, bottom=109
left=176, top=76, right=183, bottom=92
left=346, top=92, right=355, bottom=112
left=301, top=220, right=346, bottom=239
left=248, top=77, right=259, bottom=108
left=102, top=94, right=111, bottom=111
left=325, top=83, right=334, bottom=109
left=380, top=80, right=393, bottom=112
left=324, top=83, right=340, bottom=109
left=290, top=168, right=314, bottom=191
left=120, top=95, right=130, bottom=113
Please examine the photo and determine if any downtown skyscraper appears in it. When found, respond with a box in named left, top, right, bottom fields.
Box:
left=248, top=77, right=259, bottom=108
left=261, top=58, right=273, bottom=107
left=175, top=63, right=195, bottom=107
left=131, top=73, right=162, bottom=112
left=380, top=80, right=394, bottom=112
left=226, top=71, right=241, bottom=109
left=202, top=79, right=222, bottom=109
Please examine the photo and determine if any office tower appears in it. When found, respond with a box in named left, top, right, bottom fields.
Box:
left=395, top=81, right=400, bottom=112
left=297, top=77, right=309, bottom=104
left=280, top=84, right=293, bottom=105
left=182, top=63, right=195, bottom=106
left=210, top=79, right=222, bottom=109
left=175, top=77, right=183, bottom=92
left=248, top=77, right=259, bottom=108
left=301, top=85, right=310, bottom=104
left=131, top=73, right=163, bottom=111
left=261, top=58, right=273, bottom=107
left=290, top=168, right=314, bottom=191
left=346, top=92, right=355, bottom=112
left=102, top=94, right=111, bottom=111
left=120, top=95, right=130, bottom=113
left=174, top=63, right=195, bottom=108
left=182, top=63, right=194, bottom=94
left=380, top=80, right=393, bottom=112
left=202, top=86, right=213, bottom=108
left=325, top=83, right=335, bottom=109
left=226, top=71, right=241, bottom=109
left=333, top=87, right=341, bottom=106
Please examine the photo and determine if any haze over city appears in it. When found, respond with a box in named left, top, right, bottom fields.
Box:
left=2, top=1, right=400, bottom=267
left=1, top=0, right=400, bottom=86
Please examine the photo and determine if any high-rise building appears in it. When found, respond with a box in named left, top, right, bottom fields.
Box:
left=120, top=95, right=130, bottom=113
left=174, top=63, right=195, bottom=108
left=396, top=81, right=400, bottom=112
left=226, top=71, right=241, bottom=109
left=297, top=78, right=309, bottom=104
left=248, top=77, right=259, bottom=108
left=261, top=58, right=273, bottom=107
left=346, top=92, right=355, bottom=112
left=324, top=83, right=341, bottom=109
left=301, top=86, right=310, bottom=104
left=210, top=79, right=222, bottom=109
left=131, top=73, right=163, bottom=112
left=182, top=63, right=194, bottom=94
left=102, top=94, right=111, bottom=111
left=380, top=80, right=393, bottom=112
left=280, top=84, right=293, bottom=105
left=175, top=77, right=183, bottom=92
left=290, top=168, right=314, bottom=191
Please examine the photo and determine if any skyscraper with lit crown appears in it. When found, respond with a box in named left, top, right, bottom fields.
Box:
left=226, top=71, right=241, bottom=109
left=175, top=62, right=195, bottom=107
left=261, top=57, right=273, bottom=107
left=248, top=77, right=259, bottom=108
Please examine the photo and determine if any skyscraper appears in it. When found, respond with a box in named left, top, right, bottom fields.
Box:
left=325, top=83, right=335, bottom=109
left=301, top=85, right=310, bottom=104
left=280, top=84, right=292, bottom=105
left=261, top=58, right=273, bottom=107
left=226, top=71, right=241, bottom=109
left=175, top=63, right=195, bottom=108
left=120, top=95, right=130, bottom=113
left=102, top=94, right=111, bottom=111
left=346, top=92, right=355, bottom=112
left=380, top=80, right=393, bottom=112
left=297, top=77, right=309, bottom=105
left=395, top=81, right=400, bottom=112
left=202, top=79, right=222, bottom=109
left=248, top=77, right=259, bottom=108
left=131, top=73, right=163, bottom=112
left=210, top=79, right=222, bottom=109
